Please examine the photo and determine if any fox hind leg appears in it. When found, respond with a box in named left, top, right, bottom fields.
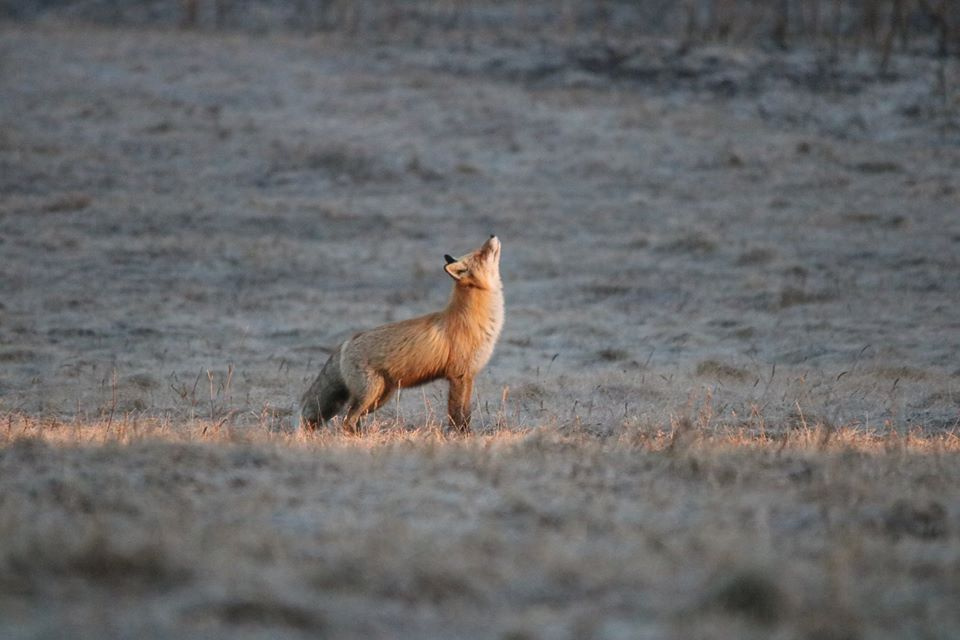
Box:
left=342, top=374, right=388, bottom=434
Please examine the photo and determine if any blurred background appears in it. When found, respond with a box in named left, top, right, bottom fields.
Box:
left=2, top=0, right=958, bottom=56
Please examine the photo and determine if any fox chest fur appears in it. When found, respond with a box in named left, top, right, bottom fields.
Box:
left=441, top=284, right=504, bottom=377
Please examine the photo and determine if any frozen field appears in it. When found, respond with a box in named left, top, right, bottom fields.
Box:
left=1, top=15, right=959, bottom=639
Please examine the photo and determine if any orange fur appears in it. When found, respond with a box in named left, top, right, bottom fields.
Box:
left=300, top=236, right=504, bottom=433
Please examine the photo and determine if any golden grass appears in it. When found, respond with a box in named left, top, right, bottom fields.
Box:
left=5, top=411, right=958, bottom=454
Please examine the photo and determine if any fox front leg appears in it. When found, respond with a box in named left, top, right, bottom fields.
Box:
left=447, top=375, right=474, bottom=433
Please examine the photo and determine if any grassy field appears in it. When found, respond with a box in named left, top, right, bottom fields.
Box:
left=2, top=415, right=959, bottom=639
left=2, top=3, right=960, bottom=637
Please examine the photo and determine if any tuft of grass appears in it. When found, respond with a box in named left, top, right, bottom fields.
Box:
left=883, top=499, right=948, bottom=540
left=657, top=231, right=717, bottom=255
left=871, top=365, right=928, bottom=381
left=696, top=359, right=750, bottom=382
left=41, top=192, right=92, bottom=213
left=596, top=347, right=630, bottom=362
left=778, top=286, right=833, bottom=308
left=706, top=569, right=787, bottom=625
left=183, top=597, right=324, bottom=631
left=735, top=247, right=775, bottom=265
left=267, top=141, right=392, bottom=184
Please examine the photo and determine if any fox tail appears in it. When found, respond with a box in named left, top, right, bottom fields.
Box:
left=300, top=345, right=349, bottom=429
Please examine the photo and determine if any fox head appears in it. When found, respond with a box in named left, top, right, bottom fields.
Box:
left=443, top=235, right=501, bottom=290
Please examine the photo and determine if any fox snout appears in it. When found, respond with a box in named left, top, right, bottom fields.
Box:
left=445, top=236, right=498, bottom=263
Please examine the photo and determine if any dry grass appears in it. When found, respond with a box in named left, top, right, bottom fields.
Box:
left=2, top=413, right=959, bottom=639
left=2, top=16, right=959, bottom=639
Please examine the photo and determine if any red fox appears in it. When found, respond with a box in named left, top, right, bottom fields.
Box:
left=300, top=236, right=503, bottom=434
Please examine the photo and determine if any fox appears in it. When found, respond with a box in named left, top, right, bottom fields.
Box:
left=300, top=235, right=504, bottom=434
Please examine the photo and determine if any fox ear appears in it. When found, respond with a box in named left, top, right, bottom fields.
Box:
left=444, top=261, right=468, bottom=281
left=444, top=254, right=456, bottom=265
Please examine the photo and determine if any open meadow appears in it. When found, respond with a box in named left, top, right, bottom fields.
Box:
left=1, top=2, right=960, bottom=637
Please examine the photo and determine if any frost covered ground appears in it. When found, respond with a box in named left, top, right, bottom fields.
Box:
left=1, top=18, right=959, bottom=639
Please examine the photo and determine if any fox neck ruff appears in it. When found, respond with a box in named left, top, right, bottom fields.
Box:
left=441, top=281, right=504, bottom=373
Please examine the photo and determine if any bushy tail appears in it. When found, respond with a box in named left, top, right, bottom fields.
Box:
left=300, top=345, right=349, bottom=429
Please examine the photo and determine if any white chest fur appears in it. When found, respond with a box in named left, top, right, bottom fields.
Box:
left=469, top=288, right=504, bottom=372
